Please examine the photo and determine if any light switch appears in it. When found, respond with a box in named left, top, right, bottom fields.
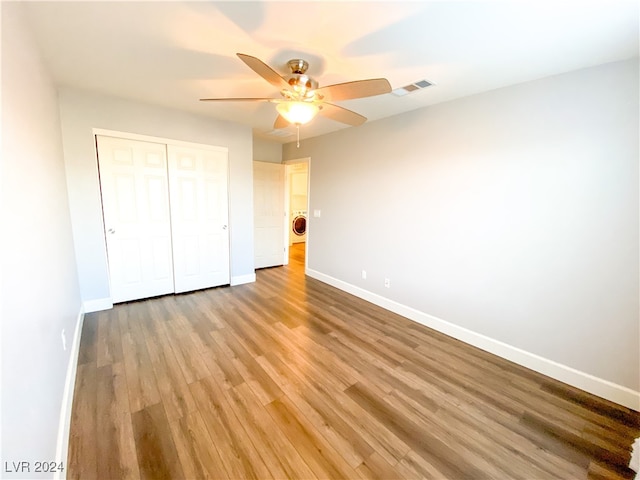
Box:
left=313, top=209, right=321, bottom=218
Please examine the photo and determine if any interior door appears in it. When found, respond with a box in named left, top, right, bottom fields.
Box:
left=168, top=144, right=230, bottom=293
left=97, top=135, right=174, bottom=303
left=253, top=161, right=285, bottom=269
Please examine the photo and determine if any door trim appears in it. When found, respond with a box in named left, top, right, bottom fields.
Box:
left=93, top=128, right=228, bottom=154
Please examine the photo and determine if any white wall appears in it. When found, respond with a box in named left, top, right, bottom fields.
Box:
left=284, top=59, right=639, bottom=404
left=58, top=88, right=255, bottom=306
left=253, top=137, right=283, bottom=163
left=1, top=2, right=82, bottom=475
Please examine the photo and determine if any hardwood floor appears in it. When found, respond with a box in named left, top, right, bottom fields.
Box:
left=68, top=243, right=640, bottom=479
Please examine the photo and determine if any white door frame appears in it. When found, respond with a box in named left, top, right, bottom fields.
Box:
left=282, top=157, right=310, bottom=270
left=93, top=128, right=227, bottom=152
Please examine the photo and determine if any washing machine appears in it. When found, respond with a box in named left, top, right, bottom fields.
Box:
left=291, top=210, right=307, bottom=243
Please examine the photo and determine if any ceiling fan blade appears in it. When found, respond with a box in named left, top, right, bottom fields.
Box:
left=273, top=115, right=289, bottom=129
left=237, top=53, right=290, bottom=90
left=318, top=102, right=366, bottom=126
left=199, top=97, right=276, bottom=102
left=315, top=78, right=391, bottom=102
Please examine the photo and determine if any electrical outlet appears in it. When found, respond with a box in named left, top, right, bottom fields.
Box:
left=361, top=270, right=367, bottom=280
left=61, top=329, right=67, bottom=351
left=384, top=278, right=391, bottom=288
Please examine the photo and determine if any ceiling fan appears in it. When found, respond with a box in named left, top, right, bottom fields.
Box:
left=200, top=53, right=392, bottom=129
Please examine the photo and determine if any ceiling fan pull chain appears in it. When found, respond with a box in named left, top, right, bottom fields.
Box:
left=297, top=125, right=300, bottom=148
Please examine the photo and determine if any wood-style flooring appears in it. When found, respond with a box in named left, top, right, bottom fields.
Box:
left=68, top=243, right=640, bottom=479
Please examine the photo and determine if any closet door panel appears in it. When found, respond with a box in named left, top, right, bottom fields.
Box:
left=168, top=145, right=230, bottom=293
left=97, top=135, right=175, bottom=303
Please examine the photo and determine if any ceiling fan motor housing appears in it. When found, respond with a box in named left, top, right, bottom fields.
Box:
left=286, top=59, right=318, bottom=99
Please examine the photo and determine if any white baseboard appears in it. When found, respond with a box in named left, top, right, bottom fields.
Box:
left=306, top=268, right=640, bottom=412
left=231, top=273, right=256, bottom=286
left=83, top=297, right=113, bottom=313
left=55, top=305, right=85, bottom=479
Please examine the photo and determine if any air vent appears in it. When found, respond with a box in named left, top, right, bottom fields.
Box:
left=265, top=129, right=293, bottom=138
left=392, top=79, right=435, bottom=97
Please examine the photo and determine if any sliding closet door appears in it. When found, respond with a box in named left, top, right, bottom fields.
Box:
left=96, top=135, right=175, bottom=303
left=167, top=145, right=230, bottom=293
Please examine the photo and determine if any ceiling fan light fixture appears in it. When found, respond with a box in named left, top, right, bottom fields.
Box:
left=276, top=101, right=319, bottom=125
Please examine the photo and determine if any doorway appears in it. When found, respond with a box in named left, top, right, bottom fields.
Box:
left=252, top=157, right=310, bottom=271
left=283, top=158, right=310, bottom=268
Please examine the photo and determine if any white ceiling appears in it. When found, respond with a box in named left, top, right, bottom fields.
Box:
left=22, top=1, right=639, bottom=143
